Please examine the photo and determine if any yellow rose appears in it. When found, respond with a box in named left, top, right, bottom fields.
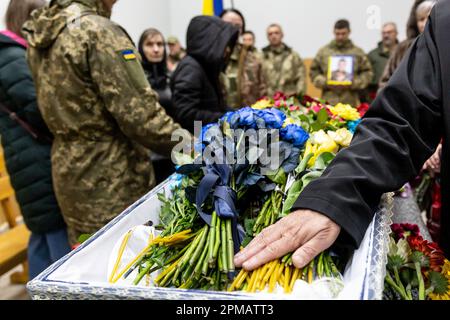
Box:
left=329, top=103, right=361, bottom=121
left=252, top=99, right=272, bottom=110
left=307, top=131, right=339, bottom=167
left=328, top=128, right=353, bottom=147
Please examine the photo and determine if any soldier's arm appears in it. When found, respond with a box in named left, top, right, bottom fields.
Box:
left=294, top=53, right=307, bottom=95
left=88, top=25, right=190, bottom=156
left=351, top=53, right=374, bottom=90
left=310, top=51, right=327, bottom=89
left=256, top=55, right=268, bottom=98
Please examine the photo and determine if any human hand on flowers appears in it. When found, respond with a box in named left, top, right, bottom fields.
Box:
left=234, top=210, right=341, bottom=271
left=423, top=144, right=442, bottom=176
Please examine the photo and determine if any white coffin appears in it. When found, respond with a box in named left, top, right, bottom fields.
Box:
left=27, top=175, right=392, bottom=300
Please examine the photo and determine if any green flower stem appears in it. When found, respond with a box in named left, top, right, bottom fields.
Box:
left=211, top=217, right=221, bottom=267
left=323, top=253, right=331, bottom=277
left=406, top=284, right=413, bottom=300
left=264, top=194, right=275, bottom=227
left=226, top=219, right=235, bottom=273
left=189, top=225, right=209, bottom=266
left=385, top=272, right=409, bottom=300
left=215, top=270, right=221, bottom=291
left=317, top=252, right=324, bottom=278
left=182, top=264, right=194, bottom=283
left=194, top=243, right=209, bottom=280
left=415, top=262, right=426, bottom=300
left=159, top=264, right=178, bottom=287
left=253, top=198, right=270, bottom=234
left=179, top=229, right=204, bottom=271
left=173, top=229, right=205, bottom=286
left=133, top=261, right=155, bottom=286
left=221, top=221, right=229, bottom=273
left=282, top=253, right=293, bottom=264
left=302, top=266, right=309, bottom=280
left=328, top=255, right=340, bottom=278
left=218, top=251, right=224, bottom=275
left=393, top=267, right=408, bottom=299
left=208, top=212, right=217, bottom=264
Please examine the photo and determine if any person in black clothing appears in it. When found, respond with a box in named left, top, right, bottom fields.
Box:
left=0, top=0, right=70, bottom=279
left=171, top=16, right=239, bottom=133
left=138, top=28, right=173, bottom=114
left=138, top=28, right=176, bottom=184
left=235, top=0, right=450, bottom=271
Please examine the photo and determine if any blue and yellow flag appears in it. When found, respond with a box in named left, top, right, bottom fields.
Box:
left=203, top=0, right=224, bottom=16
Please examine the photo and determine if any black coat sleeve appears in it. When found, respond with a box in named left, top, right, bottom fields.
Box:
left=1, top=47, right=51, bottom=137
left=171, top=63, right=223, bottom=133
left=293, top=10, right=443, bottom=249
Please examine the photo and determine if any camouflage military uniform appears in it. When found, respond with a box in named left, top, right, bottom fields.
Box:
left=310, top=40, right=373, bottom=106
left=222, top=44, right=267, bottom=108
left=23, top=0, right=189, bottom=244
left=262, top=44, right=306, bottom=97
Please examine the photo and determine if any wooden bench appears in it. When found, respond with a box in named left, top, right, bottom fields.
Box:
left=0, top=224, right=29, bottom=276
left=0, top=151, right=30, bottom=284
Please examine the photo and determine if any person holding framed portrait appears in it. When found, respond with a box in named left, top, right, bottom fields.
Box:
left=310, top=19, right=373, bottom=106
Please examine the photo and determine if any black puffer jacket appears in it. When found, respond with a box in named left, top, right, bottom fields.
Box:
left=0, top=32, right=66, bottom=234
left=171, top=16, right=239, bottom=133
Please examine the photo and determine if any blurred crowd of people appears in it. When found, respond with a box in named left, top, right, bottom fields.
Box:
left=0, top=0, right=442, bottom=280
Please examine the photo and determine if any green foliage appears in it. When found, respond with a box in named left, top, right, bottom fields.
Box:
left=281, top=180, right=303, bottom=216
left=428, top=271, right=449, bottom=295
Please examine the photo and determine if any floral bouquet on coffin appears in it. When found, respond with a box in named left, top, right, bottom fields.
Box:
left=108, top=93, right=366, bottom=295
left=383, top=223, right=450, bottom=300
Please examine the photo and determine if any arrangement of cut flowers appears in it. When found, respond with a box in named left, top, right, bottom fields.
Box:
left=108, top=93, right=369, bottom=295
left=384, top=223, right=450, bottom=300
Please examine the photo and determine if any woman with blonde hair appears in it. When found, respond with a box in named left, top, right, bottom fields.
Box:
left=0, top=0, right=70, bottom=279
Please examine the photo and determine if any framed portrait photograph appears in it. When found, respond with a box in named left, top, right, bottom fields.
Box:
left=327, top=55, right=354, bottom=86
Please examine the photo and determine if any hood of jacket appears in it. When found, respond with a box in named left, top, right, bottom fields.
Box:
left=22, top=0, right=110, bottom=49
left=186, top=16, right=239, bottom=79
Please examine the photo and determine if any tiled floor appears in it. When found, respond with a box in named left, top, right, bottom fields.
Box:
left=0, top=267, right=30, bottom=300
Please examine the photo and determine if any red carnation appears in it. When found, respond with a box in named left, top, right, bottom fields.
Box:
left=357, top=103, right=370, bottom=117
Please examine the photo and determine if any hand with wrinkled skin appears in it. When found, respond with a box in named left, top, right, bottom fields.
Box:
left=234, top=210, right=341, bottom=271
left=423, top=144, right=442, bottom=177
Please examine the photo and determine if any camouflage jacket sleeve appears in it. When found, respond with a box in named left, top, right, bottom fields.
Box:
left=352, top=52, right=374, bottom=90
left=88, top=24, right=189, bottom=156
left=293, top=52, right=307, bottom=95
left=255, top=53, right=268, bottom=98
left=310, top=50, right=327, bottom=89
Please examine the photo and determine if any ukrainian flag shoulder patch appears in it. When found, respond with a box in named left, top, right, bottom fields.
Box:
left=122, top=49, right=137, bottom=61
